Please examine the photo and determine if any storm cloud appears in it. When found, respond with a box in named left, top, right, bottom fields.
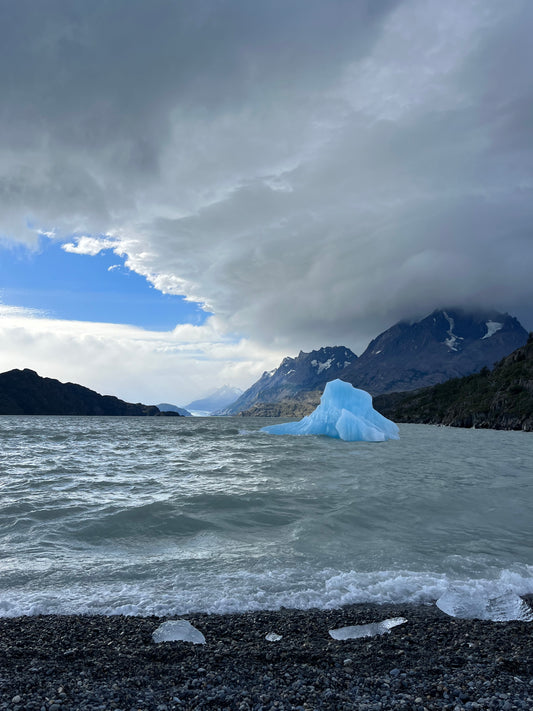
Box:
left=1, top=0, right=532, bottom=357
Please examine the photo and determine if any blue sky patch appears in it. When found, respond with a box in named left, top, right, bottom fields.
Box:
left=0, top=239, right=209, bottom=330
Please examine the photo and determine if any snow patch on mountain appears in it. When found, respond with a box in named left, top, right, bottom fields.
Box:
left=443, top=311, right=464, bottom=352
left=483, top=321, right=503, bottom=339
left=311, top=358, right=334, bottom=374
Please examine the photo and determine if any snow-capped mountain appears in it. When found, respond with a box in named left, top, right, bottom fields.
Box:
left=341, top=308, right=528, bottom=395
left=185, top=385, right=244, bottom=415
left=224, top=309, right=529, bottom=414
left=220, top=346, right=358, bottom=415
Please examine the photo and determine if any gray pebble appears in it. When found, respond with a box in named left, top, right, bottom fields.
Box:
left=0, top=605, right=532, bottom=710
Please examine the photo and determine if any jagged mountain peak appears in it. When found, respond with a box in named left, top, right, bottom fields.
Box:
left=363, top=308, right=522, bottom=358
left=342, top=308, right=528, bottom=394
left=228, top=308, right=529, bottom=414
left=220, top=345, right=358, bottom=415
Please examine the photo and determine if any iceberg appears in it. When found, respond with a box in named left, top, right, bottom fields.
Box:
left=261, top=379, right=399, bottom=442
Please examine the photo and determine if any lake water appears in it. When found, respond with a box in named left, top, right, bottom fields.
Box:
left=0, top=416, right=532, bottom=617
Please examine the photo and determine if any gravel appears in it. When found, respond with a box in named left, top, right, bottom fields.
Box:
left=0, top=603, right=532, bottom=710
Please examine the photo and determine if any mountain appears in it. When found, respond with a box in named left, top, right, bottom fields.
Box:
left=341, top=308, right=528, bottom=395
left=373, top=334, right=533, bottom=431
left=186, top=385, right=244, bottom=415
left=220, top=346, right=357, bottom=415
left=157, top=403, right=192, bottom=416
left=230, top=309, right=528, bottom=416
left=0, top=369, right=163, bottom=416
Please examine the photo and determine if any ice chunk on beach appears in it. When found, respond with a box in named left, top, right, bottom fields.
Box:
left=436, top=589, right=533, bottom=622
left=152, top=619, right=206, bottom=644
left=329, top=617, right=407, bottom=640
left=265, top=632, right=283, bottom=641
left=261, top=379, right=399, bottom=442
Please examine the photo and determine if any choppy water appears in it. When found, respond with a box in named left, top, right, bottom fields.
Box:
left=0, top=416, right=532, bottom=617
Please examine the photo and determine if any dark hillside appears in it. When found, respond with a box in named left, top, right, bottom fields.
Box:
left=374, top=335, right=533, bottom=431
left=0, top=369, right=160, bottom=416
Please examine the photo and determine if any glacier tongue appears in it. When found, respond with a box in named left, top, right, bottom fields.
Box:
left=261, top=379, right=399, bottom=442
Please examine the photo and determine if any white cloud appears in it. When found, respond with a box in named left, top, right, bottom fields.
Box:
left=0, top=303, right=48, bottom=319
left=62, top=236, right=119, bottom=256
left=0, top=307, right=285, bottom=404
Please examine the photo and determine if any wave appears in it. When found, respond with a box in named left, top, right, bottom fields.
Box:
left=66, top=500, right=216, bottom=542
left=1, top=566, right=532, bottom=619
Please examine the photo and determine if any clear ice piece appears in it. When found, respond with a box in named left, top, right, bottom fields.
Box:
left=152, top=619, right=206, bottom=644
left=265, top=632, right=283, bottom=641
left=329, top=617, right=407, bottom=640
left=261, top=379, right=399, bottom=442
left=436, top=589, right=533, bottom=622
left=379, top=617, right=409, bottom=630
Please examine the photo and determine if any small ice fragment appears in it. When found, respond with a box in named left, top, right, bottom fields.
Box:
left=436, top=589, right=533, bottom=622
left=380, top=617, right=408, bottom=630
left=265, top=632, right=283, bottom=642
left=261, top=379, right=399, bottom=442
left=329, top=617, right=407, bottom=640
left=152, top=619, right=206, bottom=644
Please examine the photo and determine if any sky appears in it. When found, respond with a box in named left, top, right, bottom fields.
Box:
left=0, top=0, right=532, bottom=405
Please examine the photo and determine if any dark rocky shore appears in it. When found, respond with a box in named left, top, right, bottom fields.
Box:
left=1, top=603, right=532, bottom=710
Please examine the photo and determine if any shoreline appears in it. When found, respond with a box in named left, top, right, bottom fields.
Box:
left=1, top=603, right=532, bottom=710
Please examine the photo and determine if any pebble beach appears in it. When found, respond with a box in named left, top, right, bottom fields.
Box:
left=1, top=603, right=532, bottom=711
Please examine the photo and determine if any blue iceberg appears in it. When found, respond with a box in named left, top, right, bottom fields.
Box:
left=261, top=379, right=399, bottom=442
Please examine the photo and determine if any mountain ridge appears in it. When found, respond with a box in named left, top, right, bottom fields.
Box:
left=341, top=308, right=527, bottom=394
left=230, top=308, right=528, bottom=416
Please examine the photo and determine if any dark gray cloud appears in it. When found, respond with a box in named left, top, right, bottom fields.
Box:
left=1, top=0, right=532, bottom=356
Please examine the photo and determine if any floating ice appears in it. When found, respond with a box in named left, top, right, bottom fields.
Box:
left=261, top=379, right=399, bottom=442
left=265, top=632, right=283, bottom=641
left=329, top=617, right=407, bottom=640
left=152, top=619, right=206, bottom=644
left=436, top=589, right=533, bottom=622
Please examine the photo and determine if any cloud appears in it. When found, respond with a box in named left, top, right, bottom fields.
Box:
left=0, top=306, right=284, bottom=404
left=1, top=0, right=532, bottom=370
left=62, top=236, right=119, bottom=256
